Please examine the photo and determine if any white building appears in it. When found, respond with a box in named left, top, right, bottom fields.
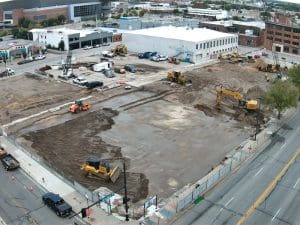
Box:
left=123, top=26, right=238, bottom=64
left=30, top=28, right=113, bottom=51
left=187, top=8, right=229, bottom=20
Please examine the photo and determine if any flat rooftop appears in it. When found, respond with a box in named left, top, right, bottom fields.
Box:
left=126, top=26, right=235, bottom=42
left=203, top=20, right=265, bottom=30
left=0, top=39, right=32, bottom=50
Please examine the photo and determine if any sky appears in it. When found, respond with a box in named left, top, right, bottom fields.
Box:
left=278, top=0, right=300, bottom=3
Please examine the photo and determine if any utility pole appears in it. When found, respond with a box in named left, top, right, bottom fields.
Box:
left=123, top=160, right=129, bottom=221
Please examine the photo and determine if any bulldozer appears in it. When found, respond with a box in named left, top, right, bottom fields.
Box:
left=81, top=156, right=121, bottom=183
left=69, top=100, right=91, bottom=113
left=167, top=71, right=191, bottom=85
left=111, top=44, right=127, bottom=57
left=216, top=86, right=258, bottom=111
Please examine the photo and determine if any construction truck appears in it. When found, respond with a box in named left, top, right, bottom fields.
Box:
left=216, top=86, right=258, bottom=110
left=81, top=156, right=121, bottom=183
left=167, top=71, right=191, bottom=85
left=111, top=44, right=127, bottom=57
left=69, top=100, right=91, bottom=113
left=255, top=59, right=280, bottom=73
left=168, top=56, right=180, bottom=65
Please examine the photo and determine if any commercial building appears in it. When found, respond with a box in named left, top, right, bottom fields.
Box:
left=264, top=13, right=300, bottom=55
left=123, top=26, right=238, bottom=64
left=0, top=0, right=111, bottom=25
left=0, top=39, right=32, bottom=61
left=200, top=20, right=265, bottom=47
left=187, top=8, right=229, bottom=20
left=30, top=28, right=113, bottom=50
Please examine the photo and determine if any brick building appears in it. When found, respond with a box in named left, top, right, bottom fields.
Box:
left=0, top=0, right=111, bottom=25
left=199, top=20, right=265, bottom=47
left=264, top=13, right=300, bottom=55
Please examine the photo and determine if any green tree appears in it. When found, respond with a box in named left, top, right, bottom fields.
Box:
left=18, top=17, right=31, bottom=28
left=58, top=40, right=65, bottom=51
left=22, top=51, right=27, bottom=59
left=263, top=81, right=298, bottom=119
left=11, top=27, right=19, bottom=38
left=139, top=9, right=146, bottom=17
left=57, top=15, right=66, bottom=24
left=0, top=29, right=8, bottom=37
left=287, top=65, right=300, bottom=91
left=260, top=11, right=272, bottom=21
left=173, top=8, right=180, bottom=15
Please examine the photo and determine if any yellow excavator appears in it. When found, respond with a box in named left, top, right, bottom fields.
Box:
left=111, top=44, right=127, bottom=57
left=216, top=86, right=258, bottom=110
left=167, top=71, right=191, bottom=85
left=81, top=156, right=121, bottom=183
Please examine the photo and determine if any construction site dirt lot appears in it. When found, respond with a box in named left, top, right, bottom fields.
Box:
left=0, top=74, right=89, bottom=125
left=5, top=61, right=270, bottom=205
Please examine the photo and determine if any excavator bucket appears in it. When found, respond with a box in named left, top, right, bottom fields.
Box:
left=110, top=166, right=121, bottom=183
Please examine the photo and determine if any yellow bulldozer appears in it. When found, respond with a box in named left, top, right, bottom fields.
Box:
left=216, top=86, right=258, bottom=111
left=111, top=44, right=127, bottom=57
left=81, top=156, right=121, bottom=183
left=167, top=71, right=191, bottom=85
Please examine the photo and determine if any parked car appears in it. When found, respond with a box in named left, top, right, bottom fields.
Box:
left=85, top=81, right=103, bottom=89
left=102, top=43, right=110, bottom=46
left=83, top=46, right=93, bottom=50
left=124, top=64, right=136, bottom=73
left=35, top=55, right=46, bottom=60
left=101, top=51, right=114, bottom=58
left=151, top=55, right=168, bottom=62
left=261, top=52, right=268, bottom=57
left=1, top=154, right=19, bottom=170
left=72, top=77, right=88, bottom=86
left=138, top=52, right=157, bottom=59
left=42, top=192, right=72, bottom=217
left=254, top=55, right=261, bottom=59
left=6, top=68, right=15, bottom=75
left=93, top=44, right=101, bottom=48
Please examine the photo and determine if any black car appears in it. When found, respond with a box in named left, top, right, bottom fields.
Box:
left=85, top=81, right=103, bottom=89
left=42, top=192, right=72, bottom=217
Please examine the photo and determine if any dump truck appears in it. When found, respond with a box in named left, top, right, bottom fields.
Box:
left=167, top=71, right=191, bottom=85
left=1, top=154, right=20, bottom=171
left=69, top=100, right=91, bottom=113
left=81, top=156, right=121, bottom=183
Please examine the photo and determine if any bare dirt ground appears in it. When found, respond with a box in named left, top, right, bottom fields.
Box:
left=0, top=74, right=88, bottom=125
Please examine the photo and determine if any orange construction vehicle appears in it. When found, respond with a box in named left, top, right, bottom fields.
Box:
left=69, top=100, right=91, bottom=113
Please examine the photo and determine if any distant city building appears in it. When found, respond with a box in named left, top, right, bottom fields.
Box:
left=0, top=0, right=111, bottom=25
left=118, top=16, right=199, bottom=30
left=264, top=13, right=300, bottom=55
left=0, top=39, right=32, bottom=61
left=123, top=26, right=238, bottom=64
left=200, top=20, right=265, bottom=47
left=30, top=28, right=113, bottom=50
left=187, top=8, right=229, bottom=20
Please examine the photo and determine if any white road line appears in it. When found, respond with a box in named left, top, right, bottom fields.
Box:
left=219, top=208, right=223, bottom=212
left=293, top=178, right=300, bottom=189
left=272, top=208, right=281, bottom=221
left=280, top=143, right=286, bottom=150
left=0, top=216, right=7, bottom=225
left=254, top=168, right=264, bottom=177
left=225, top=197, right=234, bottom=206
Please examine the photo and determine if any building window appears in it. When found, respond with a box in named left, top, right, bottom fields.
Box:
left=293, top=28, right=300, bottom=33
left=292, top=48, right=299, bottom=54
left=225, top=39, right=227, bottom=44
left=274, top=38, right=282, bottom=42
left=267, top=31, right=273, bottom=34
left=200, top=43, right=202, bottom=49
left=196, top=44, right=198, bottom=49
left=206, top=42, right=209, bottom=48
left=213, top=41, right=215, bottom=47
left=74, top=4, right=100, bottom=17
left=283, top=46, right=289, bottom=52
left=33, top=15, right=47, bottom=21
left=284, top=40, right=291, bottom=44
left=222, top=39, right=224, bottom=45
left=275, top=32, right=282, bottom=36
left=284, top=27, right=292, bottom=32
left=292, top=42, right=299, bottom=46
left=267, top=36, right=273, bottom=40
left=284, top=34, right=291, bottom=38
left=293, top=36, right=299, bottom=39
left=210, top=42, right=212, bottom=47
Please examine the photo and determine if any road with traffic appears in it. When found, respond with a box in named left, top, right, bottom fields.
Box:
left=0, top=165, right=76, bottom=225
left=171, top=106, right=300, bottom=225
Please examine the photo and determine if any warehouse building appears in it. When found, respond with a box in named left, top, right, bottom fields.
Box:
left=0, top=0, right=111, bottom=25
left=123, top=26, right=238, bottom=64
left=30, top=28, right=113, bottom=50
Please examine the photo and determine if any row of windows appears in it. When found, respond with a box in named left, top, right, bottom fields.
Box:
left=69, top=37, right=79, bottom=42
left=272, top=32, right=299, bottom=39
left=267, top=24, right=300, bottom=33
left=283, top=46, right=299, bottom=54
left=197, top=47, right=237, bottom=58
left=195, top=37, right=237, bottom=50
left=74, top=4, right=99, bottom=17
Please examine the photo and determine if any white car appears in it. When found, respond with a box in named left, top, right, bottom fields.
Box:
left=151, top=55, right=168, bottom=62
left=72, top=77, right=88, bottom=86
left=36, top=55, right=46, bottom=60
left=6, top=68, right=15, bottom=75
left=101, top=51, right=114, bottom=58
left=83, top=46, right=93, bottom=50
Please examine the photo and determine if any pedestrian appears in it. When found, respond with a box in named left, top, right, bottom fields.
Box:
left=42, top=177, right=45, bottom=183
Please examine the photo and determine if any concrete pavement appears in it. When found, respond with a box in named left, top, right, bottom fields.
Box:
left=170, top=107, right=300, bottom=225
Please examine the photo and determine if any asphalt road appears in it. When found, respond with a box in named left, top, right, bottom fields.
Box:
left=0, top=165, right=76, bottom=225
left=171, top=107, right=300, bottom=225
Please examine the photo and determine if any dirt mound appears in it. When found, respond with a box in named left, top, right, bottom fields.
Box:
left=246, top=85, right=265, bottom=100
left=22, top=108, right=149, bottom=202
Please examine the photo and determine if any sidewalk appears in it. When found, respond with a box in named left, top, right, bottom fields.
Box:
left=0, top=136, right=139, bottom=225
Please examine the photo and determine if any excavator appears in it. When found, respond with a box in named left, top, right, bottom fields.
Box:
left=111, top=44, right=127, bottom=57
left=69, top=100, right=91, bottom=113
left=216, top=86, right=258, bottom=110
left=167, top=71, right=191, bottom=85
left=81, top=156, right=121, bottom=183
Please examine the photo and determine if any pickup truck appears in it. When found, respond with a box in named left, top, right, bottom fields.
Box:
left=42, top=192, right=72, bottom=217
left=1, top=154, right=20, bottom=170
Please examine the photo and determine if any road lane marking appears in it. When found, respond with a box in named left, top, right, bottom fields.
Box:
left=293, top=178, right=300, bottom=189
left=254, top=168, right=264, bottom=177
left=280, top=143, right=286, bottom=150
left=225, top=197, right=234, bottom=206
left=236, top=148, right=300, bottom=225
left=272, top=208, right=281, bottom=221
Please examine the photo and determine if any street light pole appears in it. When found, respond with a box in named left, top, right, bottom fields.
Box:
left=123, top=160, right=129, bottom=221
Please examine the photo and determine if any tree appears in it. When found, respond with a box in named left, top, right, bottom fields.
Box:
left=57, top=15, right=66, bottom=24
left=18, top=17, right=31, bottom=28
left=263, top=81, right=298, bottom=119
left=139, top=9, right=146, bottom=17
left=0, top=29, right=8, bottom=37
left=11, top=27, right=19, bottom=38
left=58, top=40, right=65, bottom=51
left=22, top=51, right=27, bottom=59
left=287, top=65, right=300, bottom=91
left=260, top=11, right=272, bottom=21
